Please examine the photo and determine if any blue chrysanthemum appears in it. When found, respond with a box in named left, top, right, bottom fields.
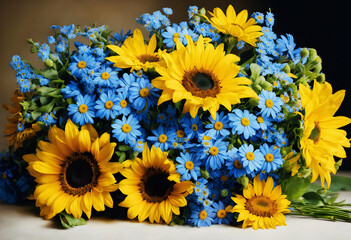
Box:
left=147, top=125, right=177, bottom=151
left=238, top=144, right=264, bottom=173
left=187, top=204, right=216, bottom=227
left=228, top=109, right=260, bottom=139
left=202, top=139, right=228, bottom=171
left=93, top=65, right=119, bottom=88
left=67, top=94, right=96, bottom=125
left=258, top=90, right=284, bottom=119
left=111, top=115, right=142, bottom=145
left=129, top=76, right=158, bottom=111
left=180, top=114, right=204, bottom=140
left=211, top=201, right=233, bottom=225
left=68, top=53, right=99, bottom=79
left=114, top=92, right=131, bottom=116
left=259, top=143, right=284, bottom=173
left=94, top=90, right=119, bottom=120
left=176, top=152, right=201, bottom=181
left=204, top=112, right=231, bottom=139
left=225, top=147, right=246, bottom=178
left=37, top=112, right=57, bottom=126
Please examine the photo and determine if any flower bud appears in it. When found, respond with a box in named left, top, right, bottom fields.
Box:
left=198, top=7, right=206, bottom=15
left=300, top=48, right=309, bottom=59
left=44, top=59, right=54, bottom=68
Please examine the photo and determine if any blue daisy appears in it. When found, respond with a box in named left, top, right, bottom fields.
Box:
left=187, top=204, right=216, bottom=227
left=258, top=90, right=284, bottom=119
left=176, top=152, right=201, bottom=181
left=94, top=90, right=119, bottom=120
left=238, top=144, right=264, bottom=174
left=111, top=115, right=142, bottom=145
left=147, top=125, right=177, bottom=151
left=67, top=94, right=96, bottom=125
left=211, top=201, right=233, bottom=225
left=228, top=109, right=260, bottom=139
left=68, top=53, right=99, bottom=79
left=225, top=147, right=246, bottom=178
left=204, top=112, right=231, bottom=139
left=93, top=65, right=119, bottom=88
left=115, top=92, right=132, bottom=116
left=129, top=76, right=158, bottom=111
left=259, top=143, right=284, bottom=173
left=180, top=113, right=204, bottom=140
left=202, top=139, right=228, bottom=171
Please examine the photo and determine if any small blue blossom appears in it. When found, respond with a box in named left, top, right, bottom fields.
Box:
left=176, top=152, right=201, bottom=181
left=202, top=139, right=228, bottom=171
left=211, top=201, right=233, bottom=225
left=252, top=12, right=264, bottom=24
left=238, top=144, right=264, bottom=173
left=93, top=65, right=119, bottom=88
left=187, top=204, right=216, bottom=227
left=180, top=114, right=204, bottom=140
left=259, top=144, right=284, bottom=173
left=38, top=112, right=57, bottom=126
left=228, top=109, right=260, bottom=139
left=147, top=125, right=177, bottom=151
left=67, top=94, right=96, bottom=125
left=162, top=7, right=173, bottom=15
left=258, top=90, right=284, bottom=119
left=112, top=115, right=142, bottom=145
left=225, top=147, right=246, bottom=178
left=95, top=91, right=119, bottom=120
left=204, top=112, right=231, bottom=139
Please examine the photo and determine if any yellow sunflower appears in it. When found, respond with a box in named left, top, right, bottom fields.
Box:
left=106, top=28, right=163, bottom=72
left=23, top=119, right=121, bottom=220
left=118, top=145, right=194, bottom=224
left=231, top=175, right=291, bottom=230
left=205, top=5, right=263, bottom=47
left=152, top=35, right=258, bottom=120
left=299, top=80, right=351, bottom=188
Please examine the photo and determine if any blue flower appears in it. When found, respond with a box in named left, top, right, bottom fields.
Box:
left=211, top=201, right=233, bottom=225
left=180, top=114, right=204, bottom=140
left=48, top=36, right=56, bottom=44
left=68, top=53, right=99, bottom=79
left=228, top=109, right=260, bottom=139
left=60, top=24, right=76, bottom=39
left=252, top=12, right=264, bottom=24
left=38, top=112, right=57, bottom=126
left=112, top=115, right=142, bottom=145
left=162, top=7, right=173, bottom=15
left=187, top=204, right=216, bottom=227
left=93, top=65, right=119, bottom=88
left=38, top=43, right=50, bottom=61
left=188, top=6, right=198, bottom=18
left=129, top=76, right=158, bottom=111
left=176, top=152, right=201, bottom=181
left=162, top=26, right=186, bottom=48
left=256, top=115, right=273, bottom=131
left=259, top=144, right=284, bottom=173
left=67, top=94, right=96, bottom=125
left=117, top=73, right=136, bottom=94
left=61, top=81, right=81, bottom=99
left=115, top=92, right=132, bottom=116
left=204, top=112, right=231, bottom=139
left=225, top=147, right=246, bottom=178
left=95, top=91, right=119, bottom=120
left=238, top=144, right=264, bottom=173
left=147, top=125, right=177, bottom=151
left=265, top=12, right=275, bottom=27
left=202, top=139, right=228, bottom=171
left=114, top=29, right=131, bottom=43
left=10, top=55, right=25, bottom=71
left=258, top=90, right=284, bottom=119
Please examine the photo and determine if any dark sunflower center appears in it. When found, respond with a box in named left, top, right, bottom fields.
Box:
left=66, top=159, right=93, bottom=188
left=140, top=168, right=175, bottom=203
left=60, top=152, right=100, bottom=196
left=192, top=73, right=214, bottom=90
left=308, top=122, right=321, bottom=143
left=182, top=68, right=221, bottom=98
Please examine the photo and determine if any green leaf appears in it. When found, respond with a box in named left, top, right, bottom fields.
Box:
left=33, top=68, right=58, bottom=80
left=37, top=98, right=57, bottom=113
left=59, top=212, right=87, bottom=229
left=301, top=192, right=325, bottom=206
left=118, top=145, right=131, bottom=152
left=118, top=152, right=126, bottom=163
left=329, top=175, right=351, bottom=192
left=282, top=175, right=311, bottom=201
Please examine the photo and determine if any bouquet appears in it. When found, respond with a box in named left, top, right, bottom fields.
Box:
left=1, top=4, right=351, bottom=229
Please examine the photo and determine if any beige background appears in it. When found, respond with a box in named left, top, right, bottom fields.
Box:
left=0, top=0, right=261, bottom=149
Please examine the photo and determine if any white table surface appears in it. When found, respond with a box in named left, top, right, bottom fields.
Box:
left=1, top=185, right=350, bottom=240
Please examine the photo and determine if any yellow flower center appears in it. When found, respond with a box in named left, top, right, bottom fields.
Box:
left=199, top=210, right=207, bottom=220
left=122, top=124, right=132, bottom=133
left=139, top=88, right=150, bottom=98
left=234, top=160, right=243, bottom=169
left=185, top=161, right=194, bottom=170
left=265, top=99, right=273, bottom=108
left=104, top=101, right=114, bottom=109
left=265, top=153, right=275, bottom=162
left=101, top=72, right=110, bottom=80
left=246, top=195, right=277, bottom=217
left=209, top=146, right=219, bottom=156
left=176, top=130, right=185, bottom=138
left=220, top=175, right=228, bottom=182
left=120, top=100, right=128, bottom=108
left=158, top=134, right=168, bottom=143
left=203, top=135, right=211, bottom=141
left=241, top=117, right=250, bottom=126
left=78, top=104, right=88, bottom=113
left=216, top=209, right=227, bottom=219
left=246, top=152, right=255, bottom=161
left=77, top=61, right=87, bottom=69
left=173, top=32, right=180, bottom=42
left=192, top=124, right=198, bottom=131
left=2, top=172, right=7, bottom=180
left=214, top=121, right=223, bottom=130
left=257, top=117, right=264, bottom=124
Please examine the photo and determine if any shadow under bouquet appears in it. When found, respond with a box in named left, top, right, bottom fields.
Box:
left=1, top=4, right=351, bottom=229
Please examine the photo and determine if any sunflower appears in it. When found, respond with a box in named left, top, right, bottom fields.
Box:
left=152, top=35, right=258, bottom=120
left=299, top=80, right=351, bottom=188
left=106, top=28, right=163, bottom=72
left=118, top=145, right=194, bottom=224
left=205, top=5, right=263, bottom=47
left=23, top=119, right=121, bottom=220
left=231, top=175, right=291, bottom=230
